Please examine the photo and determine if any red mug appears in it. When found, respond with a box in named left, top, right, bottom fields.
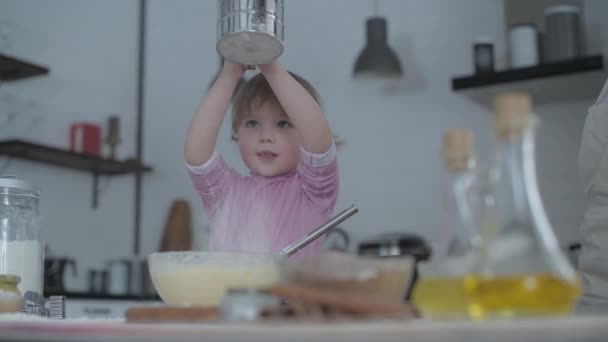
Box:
left=69, top=123, right=101, bottom=156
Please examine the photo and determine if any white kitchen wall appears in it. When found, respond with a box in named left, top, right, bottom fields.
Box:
left=0, top=0, right=604, bottom=291
left=0, top=0, right=139, bottom=290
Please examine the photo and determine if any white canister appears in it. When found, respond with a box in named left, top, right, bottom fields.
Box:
left=509, top=24, right=539, bottom=68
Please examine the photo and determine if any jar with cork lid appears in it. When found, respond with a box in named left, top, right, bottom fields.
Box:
left=471, top=92, right=581, bottom=318
left=0, top=176, right=43, bottom=299
left=0, top=274, right=23, bottom=313
left=412, top=129, right=484, bottom=319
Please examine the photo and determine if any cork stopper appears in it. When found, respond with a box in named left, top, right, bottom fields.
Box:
left=442, top=129, right=474, bottom=171
left=494, top=92, right=532, bottom=139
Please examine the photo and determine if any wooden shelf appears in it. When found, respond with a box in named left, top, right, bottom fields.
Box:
left=0, top=139, right=151, bottom=175
left=452, top=55, right=606, bottom=109
left=0, top=140, right=152, bottom=208
left=0, top=53, right=49, bottom=81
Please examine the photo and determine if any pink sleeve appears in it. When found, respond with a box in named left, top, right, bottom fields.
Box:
left=186, top=152, right=238, bottom=219
left=298, top=142, right=339, bottom=212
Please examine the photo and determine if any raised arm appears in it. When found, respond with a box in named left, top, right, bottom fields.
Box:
left=184, top=61, right=244, bottom=166
left=259, top=62, right=333, bottom=154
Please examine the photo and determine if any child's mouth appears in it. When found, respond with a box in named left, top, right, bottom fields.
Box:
left=257, top=151, right=278, bottom=162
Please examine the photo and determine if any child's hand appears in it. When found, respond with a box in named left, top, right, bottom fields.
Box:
left=220, top=60, right=247, bottom=82
left=259, top=61, right=280, bottom=75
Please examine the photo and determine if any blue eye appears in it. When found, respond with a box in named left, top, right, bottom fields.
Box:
left=245, top=120, right=258, bottom=128
left=277, top=120, right=292, bottom=128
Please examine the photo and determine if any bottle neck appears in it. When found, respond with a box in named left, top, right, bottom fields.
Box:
left=495, top=126, right=576, bottom=280
left=438, top=159, right=478, bottom=259
left=497, top=134, right=530, bottom=225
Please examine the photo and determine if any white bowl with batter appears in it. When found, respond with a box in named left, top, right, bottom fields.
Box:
left=148, top=251, right=281, bottom=306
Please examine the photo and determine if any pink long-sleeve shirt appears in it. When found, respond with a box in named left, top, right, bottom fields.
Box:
left=187, top=143, right=339, bottom=257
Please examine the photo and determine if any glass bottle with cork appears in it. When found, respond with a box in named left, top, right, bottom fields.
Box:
left=464, top=92, right=580, bottom=318
left=413, top=129, right=482, bottom=319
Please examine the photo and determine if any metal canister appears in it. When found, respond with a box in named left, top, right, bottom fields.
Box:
left=543, top=5, right=582, bottom=62
left=217, top=0, right=284, bottom=65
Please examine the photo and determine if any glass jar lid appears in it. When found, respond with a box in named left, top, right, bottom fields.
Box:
left=0, top=176, right=39, bottom=196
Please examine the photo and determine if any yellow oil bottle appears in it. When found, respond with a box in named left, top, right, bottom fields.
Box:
left=413, top=273, right=581, bottom=320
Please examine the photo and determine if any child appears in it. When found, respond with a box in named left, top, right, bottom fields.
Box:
left=184, top=60, right=339, bottom=257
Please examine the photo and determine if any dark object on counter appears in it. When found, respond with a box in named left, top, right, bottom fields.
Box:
left=324, top=227, right=350, bottom=252
left=44, top=257, right=77, bottom=293
left=543, top=5, right=582, bottom=63
left=358, top=232, right=431, bottom=300
left=473, top=41, right=494, bottom=74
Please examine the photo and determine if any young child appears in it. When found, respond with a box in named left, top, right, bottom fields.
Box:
left=184, top=60, right=339, bottom=257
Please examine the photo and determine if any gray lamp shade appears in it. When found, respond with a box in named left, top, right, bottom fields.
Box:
left=353, top=17, right=402, bottom=78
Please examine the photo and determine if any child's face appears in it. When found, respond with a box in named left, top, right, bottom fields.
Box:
left=236, top=99, right=301, bottom=177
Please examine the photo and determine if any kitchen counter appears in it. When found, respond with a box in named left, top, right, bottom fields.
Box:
left=45, top=291, right=161, bottom=301
left=0, top=315, right=607, bottom=342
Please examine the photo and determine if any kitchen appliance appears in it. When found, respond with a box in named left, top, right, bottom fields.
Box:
left=324, top=227, right=350, bottom=252
left=105, top=256, right=155, bottom=297
left=106, top=260, right=129, bottom=295
left=358, top=232, right=431, bottom=300
left=543, top=5, right=582, bottom=62
left=88, top=269, right=108, bottom=295
left=0, top=176, right=43, bottom=298
left=43, top=257, right=77, bottom=293
left=217, top=0, right=284, bottom=65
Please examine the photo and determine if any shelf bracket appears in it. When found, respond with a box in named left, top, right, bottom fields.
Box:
left=92, top=172, right=99, bottom=209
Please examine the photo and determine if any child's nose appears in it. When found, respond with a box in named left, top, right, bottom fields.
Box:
left=258, top=127, right=275, bottom=143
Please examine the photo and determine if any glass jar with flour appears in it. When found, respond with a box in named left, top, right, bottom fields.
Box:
left=0, top=176, right=43, bottom=297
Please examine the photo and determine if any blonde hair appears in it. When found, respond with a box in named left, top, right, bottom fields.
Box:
left=231, top=71, right=321, bottom=141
